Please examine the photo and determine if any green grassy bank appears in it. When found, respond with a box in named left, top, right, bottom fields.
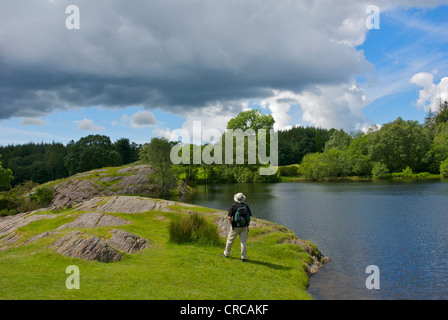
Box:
left=0, top=201, right=317, bottom=300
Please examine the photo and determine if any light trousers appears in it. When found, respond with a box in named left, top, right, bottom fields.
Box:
left=223, top=227, right=248, bottom=259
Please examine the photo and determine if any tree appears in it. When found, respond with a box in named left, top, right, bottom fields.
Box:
left=319, top=148, right=350, bottom=178
left=45, top=143, right=68, bottom=181
left=64, top=135, right=118, bottom=175
left=277, top=126, right=331, bottom=165
left=440, top=158, right=448, bottom=178
left=0, top=142, right=68, bottom=186
left=424, top=107, right=436, bottom=133
left=0, top=155, right=14, bottom=190
left=114, top=138, right=139, bottom=165
left=372, top=162, right=389, bottom=178
left=226, top=109, right=274, bottom=132
left=435, top=101, right=448, bottom=125
left=298, top=150, right=349, bottom=180
left=429, top=122, right=448, bottom=172
left=223, top=109, right=275, bottom=178
left=324, top=129, right=352, bottom=151
left=368, top=118, right=431, bottom=172
left=297, top=152, right=322, bottom=180
left=346, top=135, right=372, bottom=176
left=139, top=137, right=175, bottom=194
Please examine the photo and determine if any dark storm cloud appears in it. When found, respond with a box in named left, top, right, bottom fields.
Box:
left=0, top=0, right=377, bottom=120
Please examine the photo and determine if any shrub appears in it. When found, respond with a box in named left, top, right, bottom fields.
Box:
left=278, top=165, right=300, bottom=177
left=236, top=168, right=254, bottom=183
left=169, top=213, right=221, bottom=246
left=29, top=186, right=54, bottom=206
left=372, top=162, right=390, bottom=178
left=417, top=172, right=431, bottom=178
left=441, top=158, right=448, bottom=178
left=402, top=166, right=413, bottom=177
left=0, top=181, right=40, bottom=215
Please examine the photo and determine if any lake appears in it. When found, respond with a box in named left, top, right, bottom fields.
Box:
left=176, top=180, right=448, bottom=300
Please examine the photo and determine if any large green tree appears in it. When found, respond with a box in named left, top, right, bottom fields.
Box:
left=367, top=118, right=431, bottom=172
left=346, top=134, right=372, bottom=176
left=114, top=138, right=139, bottom=165
left=429, top=122, right=448, bottom=172
left=226, top=109, right=274, bottom=132
left=64, top=135, right=122, bottom=175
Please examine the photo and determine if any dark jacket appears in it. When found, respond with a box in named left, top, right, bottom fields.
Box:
left=228, top=202, right=252, bottom=229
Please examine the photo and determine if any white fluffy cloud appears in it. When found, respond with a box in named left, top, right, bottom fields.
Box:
left=410, top=72, right=448, bottom=110
left=130, top=111, right=157, bottom=128
left=74, top=118, right=106, bottom=132
left=296, top=83, right=369, bottom=131
left=255, top=83, right=369, bottom=132
left=257, top=91, right=295, bottom=131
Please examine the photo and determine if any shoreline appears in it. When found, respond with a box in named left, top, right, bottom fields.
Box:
left=280, top=175, right=443, bottom=183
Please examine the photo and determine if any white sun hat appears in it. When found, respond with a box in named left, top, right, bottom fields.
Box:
left=234, top=193, right=246, bottom=203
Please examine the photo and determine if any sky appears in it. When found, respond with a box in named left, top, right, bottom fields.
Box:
left=0, top=0, right=448, bottom=145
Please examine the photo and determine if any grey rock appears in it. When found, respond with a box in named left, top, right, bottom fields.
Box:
left=0, top=210, right=57, bottom=238
left=51, top=231, right=122, bottom=262
left=56, top=212, right=130, bottom=229
left=49, top=164, right=190, bottom=209
left=25, top=231, right=57, bottom=244
left=281, top=237, right=330, bottom=275
left=74, top=196, right=183, bottom=214
left=51, top=179, right=114, bottom=208
left=107, top=230, right=149, bottom=253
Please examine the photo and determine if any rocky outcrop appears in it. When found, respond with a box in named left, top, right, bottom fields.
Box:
left=49, top=164, right=190, bottom=209
left=73, top=195, right=193, bottom=214
left=51, top=231, right=123, bottom=263
left=0, top=232, right=21, bottom=251
left=282, top=237, right=330, bottom=275
left=50, top=229, right=150, bottom=262
left=51, top=179, right=114, bottom=209
left=0, top=209, right=57, bottom=238
left=114, top=165, right=155, bottom=194
left=56, top=212, right=130, bottom=229
left=107, top=230, right=150, bottom=253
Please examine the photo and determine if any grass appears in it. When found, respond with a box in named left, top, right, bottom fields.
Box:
left=0, top=202, right=314, bottom=300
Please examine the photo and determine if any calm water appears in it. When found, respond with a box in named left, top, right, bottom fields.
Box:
left=177, top=180, right=448, bottom=300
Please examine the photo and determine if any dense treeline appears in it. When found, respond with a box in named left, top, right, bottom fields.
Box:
left=277, top=126, right=333, bottom=166
left=0, top=142, right=67, bottom=187
left=2, top=102, right=448, bottom=189
left=0, top=136, right=140, bottom=188
left=297, top=101, right=448, bottom=180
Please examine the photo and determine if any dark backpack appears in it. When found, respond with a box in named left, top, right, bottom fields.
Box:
left=234, top=205, right=250, bottom=228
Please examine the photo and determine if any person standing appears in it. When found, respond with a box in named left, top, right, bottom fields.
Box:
left=222, top=193, right=252, bottom=262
